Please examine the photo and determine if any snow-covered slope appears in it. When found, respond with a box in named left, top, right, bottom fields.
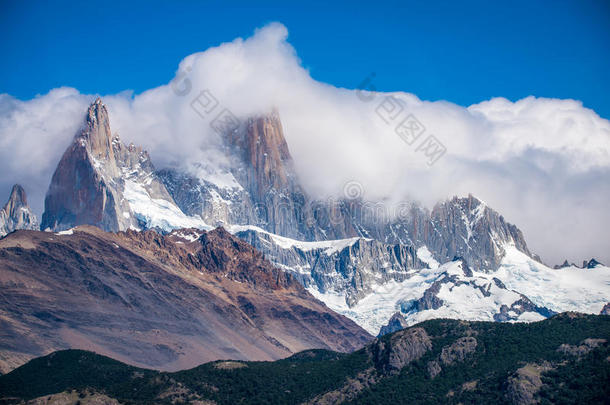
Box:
left=495, top=246, right=610, bottom=315
left=309, top=244, right=610, bottom=335
left=123, top=179, right=209, bottom=231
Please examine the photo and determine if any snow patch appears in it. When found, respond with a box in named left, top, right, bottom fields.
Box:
left=228, top=224, right=365, bottom=254
left=417, top=246, right=439, bottom=269
left=123, top=179, right=211, bottom=232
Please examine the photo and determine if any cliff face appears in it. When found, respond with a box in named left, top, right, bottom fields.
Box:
left=0, top=226, right=371, bottom=373
left=227, top=112, right=295, bottom=200
left=235, top=228, right=426, bottom=307
left=0, top=184, right=38, bottom=236
left=41, top=98, right=188, bottom=232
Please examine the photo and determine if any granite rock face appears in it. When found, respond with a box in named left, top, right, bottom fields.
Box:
left=41, top=98, right=181, bottom=232
left=426, top=196, right=531, bottom=270
left=0, top=184, right=38, bottom=237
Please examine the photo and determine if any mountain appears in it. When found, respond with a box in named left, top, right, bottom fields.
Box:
left=34, top=99, right=610, bottom=335
left=234, top=226, right=427, bottom=307
left=224, top=224, right=610, bottom=335
left=158, top=111, right=357, bottom=241
left=1, top=314, right=608, bottom=404
left=0, top=226, right=370, bottom=374
left=0, top=184, right=38, bottom=237
left=40, top=98, right=204, bottom=233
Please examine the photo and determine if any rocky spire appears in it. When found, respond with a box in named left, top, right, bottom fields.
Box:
left=0, top=184, right=39, bottom=237
left=41, top=98, right=182, bottom=232
left=82, top=98, right=114, bottom=158
left=227, top=110, right=297, bottom=199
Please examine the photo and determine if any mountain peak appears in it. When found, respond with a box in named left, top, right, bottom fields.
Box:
left=227, top=110, right=298, bottom=199
left=584, top=258, right=603, bottom=269
left=7, top=184, right=27, bottom=210
left=41, top=100, right=186, bottom=233
left=79, top=97, right=114, bottom=160
left=0, top=184, right=38, bottom=237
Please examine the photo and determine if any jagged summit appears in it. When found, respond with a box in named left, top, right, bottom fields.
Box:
left=584, top=258, right=604, bottom=269
left=41, top=98, right=194, bottom=232
left=6, top=184, right=28, bottom=211
left=0, top=184, right=38, bottom=237
left=228, top=111, right=297, bottom=198
left=80, top=97, right=115, bottom=160
left=427, top=194, right=531, bottom=270
left=554, top=259, right=572, bottom=269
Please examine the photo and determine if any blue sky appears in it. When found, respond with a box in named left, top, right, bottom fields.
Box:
left=1, top=0, right=609, bottom=118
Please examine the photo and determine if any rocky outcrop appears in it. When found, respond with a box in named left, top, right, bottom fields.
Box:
left=0, top=184, right=38, bottom=237
left=162, top=112, right=358, bottom=241
left=439, top=336, right=478, bottom=365
left=305, top=368, right=377, bottom=405
left=0, top=226, right=371, bottom=373
left=425, top=336, right=479, bottom=380
left=557, top=338, right=607, bottom=357
left=415, top=279, right=445, bottom=311
left=601, top=303, right=610, bottom=315
left=505, top=362, right=553, bottom=405
left=427, top=360, right=442, bottom=379
left=370, top=327, right=432, bottom=373
left=41, top=98, right=184, bottom=232
left=157, top=166, right=253, bottom=228
left=425, top=196, right=530, bottom=270
left=494, top=297, right=556, bottom=322
left=355, top=195, right=532, bottom=271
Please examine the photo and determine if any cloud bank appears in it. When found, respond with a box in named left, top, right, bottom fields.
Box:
left=1, top=22, right=609, bottom=265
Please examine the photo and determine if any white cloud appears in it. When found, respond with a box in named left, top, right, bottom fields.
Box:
left=0, top=22, right=608, bottom=265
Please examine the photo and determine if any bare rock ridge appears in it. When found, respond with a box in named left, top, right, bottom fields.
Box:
left=0, top=184, right=38, bottom=237
left=0, top=226, right=371, bottom=373
left=41, top=98, right=181, bottom=232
